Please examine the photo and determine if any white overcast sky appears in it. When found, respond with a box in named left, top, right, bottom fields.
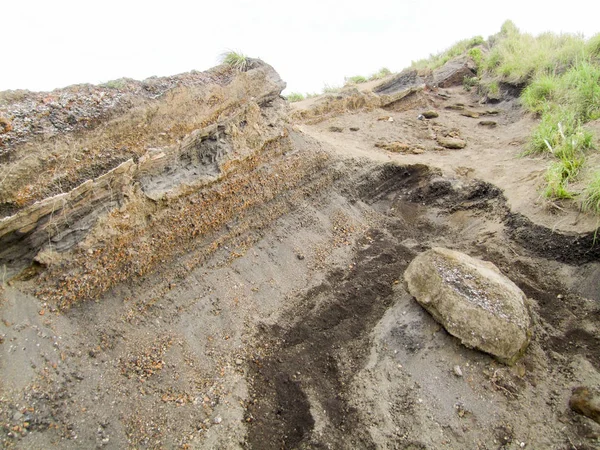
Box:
left=2, top=0, right=599, bottom=95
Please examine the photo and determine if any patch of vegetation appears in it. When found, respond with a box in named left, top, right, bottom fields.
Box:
left=102, top=78, right=129, bottom=90
left=544, top=160, right=577, bottom=199
left=286, top=92, right=305, bottom=102
left=322, top=84, right=341, bottom=94
left=463, top=76, right=479, bottom=92
left=587, top=33, right=600, bottom=57
left=582, top=171, right=600, bottom=213
left=467, top=47, right=484, bottom=72
left=520, top=74, right=560, bottom=113
left=345, top=75, right=368, bottom=85
left=220, top=51, right=250, bottom=71
left=483, top=27, right=585, bottom=85
left=411, top=35, right=484, bottom=70
left=368, top=67, right=392, bottom=81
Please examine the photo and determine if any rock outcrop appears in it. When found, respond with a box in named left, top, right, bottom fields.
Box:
left=373, top=70, right=426, bottom=109
left=0, top=61, right=288, bottom=274
left=0, top=61, right=337, bottom=311
left=432, top=55, right=477, bottom=88
left=404, top=247, right=531, bottom=365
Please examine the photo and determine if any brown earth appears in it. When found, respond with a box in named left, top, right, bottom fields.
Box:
left=1, top=60, right=600, bottom=449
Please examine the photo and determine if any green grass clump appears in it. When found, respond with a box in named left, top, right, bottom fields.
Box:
left=587, top=33, right=600, bottom=57
left=102, top=78, right=129, bottom=90
left=412, top=35, right=484, bottom=70
left=561, top=60, right=600, bottom=121
left=368, top=67, right=392, bottom=81
left=286, top=92, right=305, bottom=102
left=463, top=76, right=479, bottom=91
left=484, top=27, right=585, bottom=84
left=582, top=171, right=600, bottom=213
left=322, top=84, right=341, bottom=94
left=468, top=47, right=484, bottom=71
left=220, top=51, right=250, bottom=71
left=520, top=74, right=559, bottom=113
left=345, top=75, right=368, bottom=85
left=544, top=161, right=576, bottom=199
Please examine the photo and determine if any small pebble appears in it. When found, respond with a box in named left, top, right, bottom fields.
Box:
left=213, top=417, right=222, bottom=424
left=453, top=365, right=463, bottom=377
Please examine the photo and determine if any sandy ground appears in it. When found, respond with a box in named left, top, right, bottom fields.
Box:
left=1, top=85, right=600, bottom=449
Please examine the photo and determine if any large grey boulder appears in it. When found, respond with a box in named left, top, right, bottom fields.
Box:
left=404, top=247, right=531, bottom=365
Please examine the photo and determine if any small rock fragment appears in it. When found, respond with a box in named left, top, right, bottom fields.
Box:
left=460, top=110, right=480, bottom=118
left=478, top=120, right=497, bottom=128
left=0, top=116, right=12, bottom=134
left=328, top=126, right=343, bottom=132
left=437, top=136, right=466, bottom=149
left=349, top=127, right=359, bottom=131
left=375, top=141, right=411, bottom=153
left=569, top=386, right=600, bottom=424
left=453, top=365, right=463, bottom=377
left=445, top=104, right=465, bottom=111
left=422, top=110, right=439, bottom=119
left=213, top=417, right=222, bottom=424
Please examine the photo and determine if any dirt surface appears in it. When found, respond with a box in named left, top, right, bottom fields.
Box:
left=1, top=69, right=600, bottom=449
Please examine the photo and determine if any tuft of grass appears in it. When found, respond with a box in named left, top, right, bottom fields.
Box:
left=463, top=76, right=479, bottom=91
left=521, top=74, right=559, bottom=113
left=561, top=59, right=600, bottom=121
left=468, top=47, right=483, bottom=71
left=582, top=171, right=600, bottom=213
left=220, top=51, right=250, bottom=71
left=345, top=75, right=368, bottom=85
left=500, top=20, right=520, bottom=37
left=368, top=67, right=392, bottom=81
left=544, top=161, right=576, bottom=199
left=322, top=84, right=341, bottom=94
left=412, top=35, right=484, bottom=70
left=483, top=30, right=585, bottom=85
left=587, top=33, right=600, bottom=57
left=488, top=81, right=500, bottom=96
left=286, top=92, right=305, bottom=102
left=102, top=78, right=129, bottom=90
